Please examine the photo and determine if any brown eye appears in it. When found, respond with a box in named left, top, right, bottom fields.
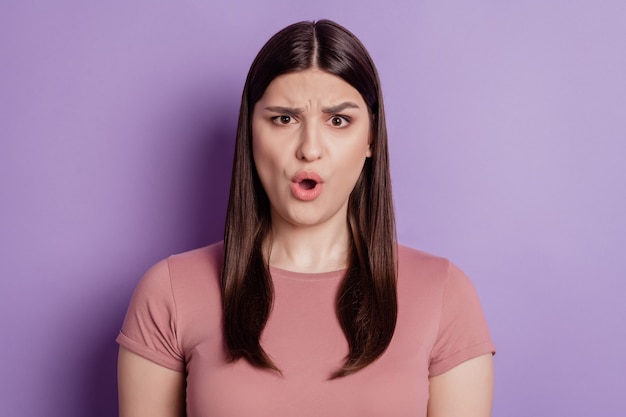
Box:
left=329, top=116, right=349, bottom=128
left=272, top=115, right=295, bottom=125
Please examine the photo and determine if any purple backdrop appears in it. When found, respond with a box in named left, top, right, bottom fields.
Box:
left=1, top=1, right=625, bottom=416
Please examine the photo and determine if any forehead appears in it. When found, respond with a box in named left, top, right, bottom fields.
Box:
left=259, top=68, right=365, bottom=106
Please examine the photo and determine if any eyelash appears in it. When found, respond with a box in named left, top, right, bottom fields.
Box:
left=270, top=115, right=351, bottom=127
left=329, top=115, right=350, bottom=127
left=271, top=115, right=297, bottom=125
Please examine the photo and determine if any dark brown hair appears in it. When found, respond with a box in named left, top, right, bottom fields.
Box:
left=222, top=19, right=397, bottom=378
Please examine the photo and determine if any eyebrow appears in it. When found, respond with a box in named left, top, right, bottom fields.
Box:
left=321, top=102, right=360, bottom=113
left=264, top=106, right=304, bottom=115
left=263, top=101, right=360, bottom=115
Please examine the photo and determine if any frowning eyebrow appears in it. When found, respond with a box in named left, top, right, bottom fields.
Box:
left=263, top=102, right=360, bottom=115
left=264, top=106, right=304, bottom=115
left=321, top=102, right=360, bottom=113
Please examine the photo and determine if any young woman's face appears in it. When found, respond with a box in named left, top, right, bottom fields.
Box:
left=252, top=68, right=372, bottom=229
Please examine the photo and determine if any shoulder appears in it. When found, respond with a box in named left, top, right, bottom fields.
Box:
left=396, top=244, right=454, bottom=286
left=134, top=242, right=223, bottom=302
left=166, top=241, right=223, bottom=276
left=163, top=241, right=224, bottom=298
left=396, top=244, right=479, bottom=303
left=396, top=244, right=495, bottom=375
left=130, top=240, right=220, bottom=289
left=397, top=244, right=449, bottom=268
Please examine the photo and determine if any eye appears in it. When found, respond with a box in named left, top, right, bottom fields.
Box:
left=271, top=115, right=296, bottom=125
left=328, top=115, right=350, bottom=128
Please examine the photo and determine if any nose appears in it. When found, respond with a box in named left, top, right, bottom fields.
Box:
left=296, top=121, right=323, bottom=161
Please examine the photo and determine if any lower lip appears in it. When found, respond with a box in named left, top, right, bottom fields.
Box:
left=290, top=182, right=323, bottom=201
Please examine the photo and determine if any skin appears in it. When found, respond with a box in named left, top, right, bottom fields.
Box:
left=118, top=347, right=185, bottom=417
left=251, top=68, right=372, bottom=272
left=117, top=67, right=494, bottom=416
left=428, top=353, right=494, bottom=417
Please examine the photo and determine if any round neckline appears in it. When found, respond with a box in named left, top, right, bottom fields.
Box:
left=269, top=265, right=346, bottom=281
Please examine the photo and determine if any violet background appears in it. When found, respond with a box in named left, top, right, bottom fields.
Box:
left=1, top=1, right=625, bottom=416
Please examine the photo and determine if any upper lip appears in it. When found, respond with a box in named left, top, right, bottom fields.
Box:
left=291, top=171, right=324, bottom=184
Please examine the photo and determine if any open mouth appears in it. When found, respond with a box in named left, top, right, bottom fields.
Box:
left=299, top=179, right=317, bottom=190
left=291, top=171, right=324, bottom=201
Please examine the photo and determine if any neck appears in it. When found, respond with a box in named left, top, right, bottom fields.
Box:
left=266, top=216, right=351, bottom=273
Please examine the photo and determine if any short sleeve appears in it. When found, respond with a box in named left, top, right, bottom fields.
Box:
left=116, top=258, right=185, bottom=372
left=428, top=261, right=495, bottom=376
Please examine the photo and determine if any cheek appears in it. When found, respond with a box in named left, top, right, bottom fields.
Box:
left=252, top=138, right=284, bottom=190
left=339, top=143, right=369, bottom=182
left=343, top=131, right=372, bottom=180
left=251, top=123, right=271, bottom=172
left=351, top=127, right=374, bottom=160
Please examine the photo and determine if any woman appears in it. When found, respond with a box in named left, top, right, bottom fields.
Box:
left=117, top=19, right=495, bottom=416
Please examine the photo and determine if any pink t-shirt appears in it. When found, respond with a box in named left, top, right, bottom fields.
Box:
left=117, top=242, right=495, bottom=416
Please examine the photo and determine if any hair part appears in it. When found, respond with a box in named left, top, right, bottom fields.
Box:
left=222, top=19, right=397, bottom=378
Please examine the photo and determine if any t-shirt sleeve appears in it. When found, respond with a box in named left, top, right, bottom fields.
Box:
left=116, top=258, right=185, bottom=372
left=428, top=261, right=495, bottom=376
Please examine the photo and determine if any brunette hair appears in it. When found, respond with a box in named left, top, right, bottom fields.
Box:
left=222, top=19, right=397, bottom=378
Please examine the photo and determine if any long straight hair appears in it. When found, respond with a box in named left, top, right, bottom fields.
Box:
left=222, top=19, right=397, bottom=378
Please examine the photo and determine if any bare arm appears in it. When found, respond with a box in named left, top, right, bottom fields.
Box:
left=118, top=346, right=186, bottom=417
left=427, top=353, right=494, bottom=417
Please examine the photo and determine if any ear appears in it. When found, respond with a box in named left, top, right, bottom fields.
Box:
left=366, top=113, right=375, bottom=158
